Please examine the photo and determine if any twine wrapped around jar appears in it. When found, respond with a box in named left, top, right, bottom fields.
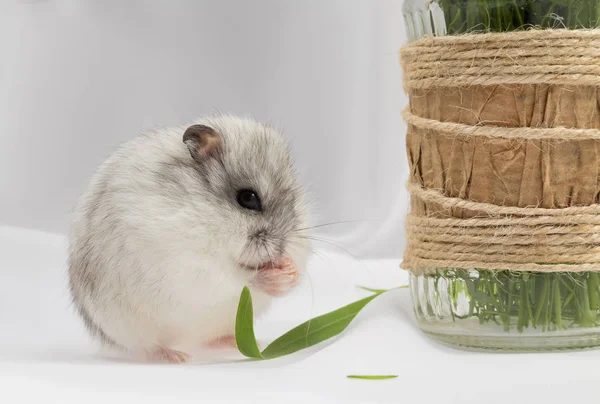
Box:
left=399, top=29, right=600, bottom=275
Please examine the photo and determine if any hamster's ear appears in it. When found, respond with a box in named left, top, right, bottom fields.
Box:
left=183, top=124, right=222, bottom=161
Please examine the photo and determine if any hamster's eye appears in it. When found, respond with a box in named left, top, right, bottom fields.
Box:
left=236, top=189, right=262, bottom=212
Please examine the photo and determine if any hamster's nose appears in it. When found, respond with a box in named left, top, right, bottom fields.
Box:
left=253, top=229, right=268, bottom=240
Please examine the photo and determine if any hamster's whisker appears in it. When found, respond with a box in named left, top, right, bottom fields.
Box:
left=286, top=242, right=318, bottom=316
left=263, top=242, right=277, bottom=269
left=268, top=239, right=318, bottom=319
left=284, top=238, right=322, bottom=258
left=293, top=219, right=377, bottom=233
left=295, top=235, right=377, bottom=277
left=250, top=245, right=261, bottom=276
left=284, top=237, right=333, bottom=263
left=236, top=243, right=250, bottom=268
left=237, top=240, right=260, bottom=277
left=294, top=235, right=359, bottom=259
left=268, top=235, right=321, bottom=258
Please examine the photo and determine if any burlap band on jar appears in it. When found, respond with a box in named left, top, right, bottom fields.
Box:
left=399, top=29, right=600, bottom=275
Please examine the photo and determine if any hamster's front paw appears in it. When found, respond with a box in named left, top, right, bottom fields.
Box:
left=252, top=258, right=300, bottom=296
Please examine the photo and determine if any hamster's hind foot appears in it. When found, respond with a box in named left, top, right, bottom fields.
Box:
left=144, top=346, right=191, bottom=364
left=206, top=335, right=237, bottom=350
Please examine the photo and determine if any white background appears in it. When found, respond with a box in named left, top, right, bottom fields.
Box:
left=2, top=2, right=596, bottom=404
left=0, top=0, right=409, bottom=258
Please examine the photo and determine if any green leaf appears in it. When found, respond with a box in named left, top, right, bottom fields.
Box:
left=260, top=291, right=383, bottom=359
left=347, top=375, right=398, bottom=380
left=357, top=286, right=389, bottom=293
left=234, top=286, right=391, bottom=360
left=234, top=284, right=408, bottom=360
left=235, top=286, right=264, bottom=359
left=357, top=285, right=409, bottom=293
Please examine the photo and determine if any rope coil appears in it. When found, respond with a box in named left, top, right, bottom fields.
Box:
left=403, top=109, right=600, bottom=141
left=400, top=29, right=600, bottom=275
left=403, top=183, right=600, bottom=274
left=400, top=29, right=600, bottom=89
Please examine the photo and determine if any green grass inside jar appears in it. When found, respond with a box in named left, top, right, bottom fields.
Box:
left=435, top=270, right=600, bottom=331
left=420, top=0, right=600, bottom=332
left=438, top=0, right=600, bottom=34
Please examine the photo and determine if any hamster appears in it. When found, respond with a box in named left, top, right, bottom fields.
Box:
left=68, top=114, right=311, bottom=363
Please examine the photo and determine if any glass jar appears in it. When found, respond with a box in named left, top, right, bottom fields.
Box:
left=402, top=0, right=600, bottom=351
left=403, top=0, right=600, bottom=42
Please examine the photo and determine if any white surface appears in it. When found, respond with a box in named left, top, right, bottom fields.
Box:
left=2, top=226, right=600, bottom=404
left=0, top=0, right=408, bottom=257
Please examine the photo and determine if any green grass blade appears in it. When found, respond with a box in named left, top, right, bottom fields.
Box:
left=347, top=375, right=398, bottom=380
left=357, top=286, right=389, bottom=293
left=357, top=285, right=408, bottom=293
left=260, top=291, right=384, bottom=359
left=235, top=286, right=264, bottom=359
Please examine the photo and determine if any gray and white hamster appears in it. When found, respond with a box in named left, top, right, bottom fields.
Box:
left=68, top=115, right=311, bottom=363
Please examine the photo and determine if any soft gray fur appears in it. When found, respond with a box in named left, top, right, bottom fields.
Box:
left=68, top=114, right=310, bottom=361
